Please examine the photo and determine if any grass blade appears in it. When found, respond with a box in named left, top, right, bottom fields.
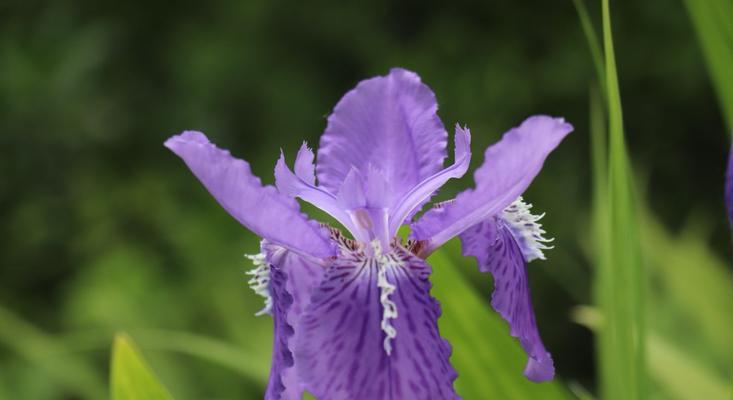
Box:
left=111, top=333, right=174, bottom=400
left=596, top=1, right=647, bottom=398
left=572, top=0, right=606, bottom=95
left=683, top=0, right=733, bottom=131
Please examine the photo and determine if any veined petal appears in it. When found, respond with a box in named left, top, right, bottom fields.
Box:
left=165, top=131, right=335, bottom=258
left=264, top=263, right=295, bottom=400
left=411, top=116, right=572, bottom=253
left=261, top=241, right=328, bottom=400
left=459, top=212, right=555, bottom=382
left=317, top=68, right=448, bottom=208
left=388, top=124, right=471, bottom=235
left=294, top=142, right=316, bottom=185
left=294, top=243, right=458, bottom=399
left=274, top=151, right=356, bottom=234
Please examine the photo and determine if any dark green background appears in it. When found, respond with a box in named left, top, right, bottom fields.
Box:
left=0, top=0, right=729, bottom=398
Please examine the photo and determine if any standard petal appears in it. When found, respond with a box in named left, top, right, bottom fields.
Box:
left=265, top=264, right=295, bottom=400
left=294, top=245, right=458, bottom=400
left=165, top=131, right=335, bottom=258
left=459, top=217, right=555, bottom=382
left=294, top=142, right=316, bottom=185
left=388, top=124, right=471, bottom=234
left=411, top=115, right=572, bottom=253
left=316, top=68, right=448, bottom=208
left=274, top=151, right=356, bottom=235
left=263, top=242, right=328, bottom=400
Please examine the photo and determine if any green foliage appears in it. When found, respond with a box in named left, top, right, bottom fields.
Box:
left=0, top=304, right=106, bottom=399
left=430, top=242, right=572, bottom=400
left=595, top=1, right=647, bottom=398
left=110, top=334, right=174, bottom=400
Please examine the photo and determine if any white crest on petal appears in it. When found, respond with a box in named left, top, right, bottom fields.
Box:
left=371, top=240, right=399, bottom=355
left=245, top=253, right=272, bottom=316
left=501, top=196, right=554, bottom=262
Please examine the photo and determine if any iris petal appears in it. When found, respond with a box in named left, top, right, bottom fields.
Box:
left=316, top=68, right=448, bottom=208
left=411, top=115, right=572, bottom=254
left=294, top=244, right=458, bottom=399
left=274, top=151, right=356, bottom=235
left=459, top=217, right=555, bottom=382
left=165, top=131, right=335, bottom=258
left=264, top=263, right=295, bottom=400
left=388, top=124, right=471, bottom=234
left=263, top=242, right=328, bottom=400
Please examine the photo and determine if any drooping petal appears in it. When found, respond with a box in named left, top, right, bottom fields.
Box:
left=411, top=116, right=572, bottom=253
left=265, top=263, right=295, bottom=400
left=459, top=214, right=555, bottom=382
left=316, top=68, right=448, bottom=208
left=262, top=241, right=328, bottom=400
left=294, top=243, right=458, bottom=400
left=274, top=151, right=356, bottom=234
left=388, top=124, right=472, bottom=234
left=165, top=131, right=335, bottom=258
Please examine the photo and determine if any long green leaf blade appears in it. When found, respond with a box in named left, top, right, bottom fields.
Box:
left=597, top=1, right=647, bottom=399
left=111, top=333, right=174, bottom=400
left=684, top=0, right=733, bottom=131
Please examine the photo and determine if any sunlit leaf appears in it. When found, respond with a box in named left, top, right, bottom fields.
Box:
left=592, top=1, right=647, bottom=398
left=684, top=0, right=733, bottom=131
left=110, top=333, right=174, bottom=400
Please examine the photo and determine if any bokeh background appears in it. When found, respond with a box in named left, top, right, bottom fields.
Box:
left=1, top=0, right=731, bottom=399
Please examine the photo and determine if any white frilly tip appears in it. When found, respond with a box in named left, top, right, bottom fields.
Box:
left=245, top=253, right=273, bottom=316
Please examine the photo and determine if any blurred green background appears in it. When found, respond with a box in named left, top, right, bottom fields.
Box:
left=1, top=0, right=731, bottom=399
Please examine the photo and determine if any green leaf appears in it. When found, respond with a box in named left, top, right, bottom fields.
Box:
left=110, top=333, right=174, bottom=400
left=429, top=241, right=571, bottom=400
left=595, top=1, right=647, bottom=398
left=0, top=304, right=106, bottom=399
left=683, top=0, right=733, bottom=131
left=572, top=0, right=606, bottom=96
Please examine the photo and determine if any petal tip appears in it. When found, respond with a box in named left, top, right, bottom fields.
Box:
left=523, top=354, right=555, bottom=382
left=164, top=130, right=208, bottom=152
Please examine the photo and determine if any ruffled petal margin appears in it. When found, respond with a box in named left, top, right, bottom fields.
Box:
left=294, top=244, right=459, bottom=400
left=263, top=242, right=328, bottom=399
left=165, top=131, right=335, bottom=259
left=316, top=68, right=448, bottom=209
left=411, top=115, right=572, bottom=254
left=459, top=217, right=554, bottom=382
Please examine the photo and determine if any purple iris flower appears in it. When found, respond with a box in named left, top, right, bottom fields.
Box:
left=165, top=68, right=572, bottom=400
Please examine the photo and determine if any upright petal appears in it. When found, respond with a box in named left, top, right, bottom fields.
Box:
left=165, top=131, right=335, bottom=258
left=388, top=125, right=471, bottom=234
left=294, top=143, right=316, bottom=185
left=459, top=213, right=554, bottom=382
left=274, top=151, right=356, bottom=235
left=412, top=116, right=572, bottom=253
left=316, top=68, right=448, bottom=208
left=294, top=243, right=458, bottom=400
left=262, top=241, right=328, bottom=400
